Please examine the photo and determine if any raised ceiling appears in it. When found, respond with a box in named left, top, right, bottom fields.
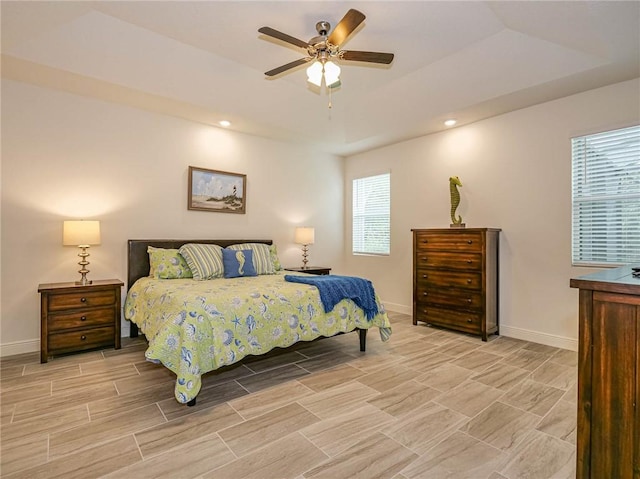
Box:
left=2, top=1, right=639, bottom=156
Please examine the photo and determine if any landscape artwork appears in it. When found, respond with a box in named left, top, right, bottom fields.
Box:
left=188, top=166, right=246, bottom=214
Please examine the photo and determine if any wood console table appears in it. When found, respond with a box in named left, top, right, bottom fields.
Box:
left=570, top=264, right=640, bottom=479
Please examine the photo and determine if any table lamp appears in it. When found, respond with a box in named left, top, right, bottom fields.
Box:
left=294, top=226, right=315, bottom=269
left=63, top=220, right=101, bottom=285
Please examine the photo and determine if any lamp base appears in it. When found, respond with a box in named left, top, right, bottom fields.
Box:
left=76, top=246, right=92, bottom=286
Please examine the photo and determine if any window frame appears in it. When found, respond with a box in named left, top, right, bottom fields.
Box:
left=351, top=172, right=391, bottom=256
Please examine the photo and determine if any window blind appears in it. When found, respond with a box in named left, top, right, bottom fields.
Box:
left=352, top=173, right=390, bottom=255
left=571, top=125, right=640, bottom=266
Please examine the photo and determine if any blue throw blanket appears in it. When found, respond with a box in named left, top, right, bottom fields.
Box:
left=284, top=274, right=379, bottom=320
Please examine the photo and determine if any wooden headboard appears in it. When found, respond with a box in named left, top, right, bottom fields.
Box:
left=127, top=239, right=273, bottom=290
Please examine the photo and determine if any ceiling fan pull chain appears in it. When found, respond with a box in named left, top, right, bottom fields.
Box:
left=328, top=84, right=333, bottom=109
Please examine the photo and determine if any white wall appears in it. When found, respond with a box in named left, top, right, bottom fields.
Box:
left=1, top=80, right=345, bottom=355
left=344, top=79, right=640, bottom=350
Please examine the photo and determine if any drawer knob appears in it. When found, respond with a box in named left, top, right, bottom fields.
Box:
left=466, top=260, right=472, bottom=264
left=423, top=292, right=428, bottom=296
left=467, top=240, right=473, bottom=244
left=421, top=257, right=427, bottom=262
left=423, top=274, right=428, bottom=279
left=80, top=335, right=87, bottom=340
left=467, top=298, right=472, bottom=303
left=80, top=297, right=87, bottom=303
left=467, top=279, right=472, bottom=284
left=422, top=310, right=428, bottom=314
left=467, top=319, right=473, bottom=323
left=80, top=316, right=87, bottom=321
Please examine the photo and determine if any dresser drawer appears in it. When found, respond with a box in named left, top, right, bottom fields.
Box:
left=415, top=251, right=482, bottom=271
left=414, top=306, right=482, bottom=334
left=416, top=269, right=482, bottom=290
left=48, top=307, right=115, bottom=331
left=48, top=290, right=116, bottom=311
left=48, top=326, right=115, bottom=352
left=415, top=232, right=483, bottom=252
left=416, top=289, right=484, bottom=310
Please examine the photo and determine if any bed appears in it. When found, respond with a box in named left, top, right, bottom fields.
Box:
left=124, top=239, right=392, bottom=405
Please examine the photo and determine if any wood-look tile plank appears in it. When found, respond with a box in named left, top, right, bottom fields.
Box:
left=0, top=364, right=81, bottom=392
left=235, top=363, right=309, bottom=393
left=460, top=401, right=540, bottom=452
left=23, top=351, right=104, bottom=374
left=301, top=404, right=395, bottom=457
left=501, top=429, right=575, bottom=479
left=158, top=379, right=250, bottom=421
left=530, top=361, right=577, bottom=390
left=0, top=382, right=51, bottom=408
left=501, top=348, right=549, bottom=371
left=471, top=363, right=530, bottom=391
left=297, top=351, right=357, bottom=373
left=204, top=432, right=328, bottom=479
left=451, top=350, right=503, bottom=372
left=303, top=432, right=417, bottom=479
left=51, top=364, right=139, bottom=393
left=230, top=380, right=314, bottom=420
left=136, top=403, right=243, bottom=459
left=13, top=382, right=117, bottom=422
left=367, top=380, right=441, bottom=418
left=49, top=404, right=165, bottom=459
left=415, top=363, right=474, bottom=392
left=535, top=400, right=577, bottom=445
left=242, top=350, right=308, bottom=373
left=6, top=435, right=142, bottom=479
left=431, top=339, right=482, bottom=357
left=401, top=430, right=507, bottom=479
left=218, top=402, right=320, bottom=457
left=1, top=405, right=89, bottom=442
left=115, top=363, right=176, bottom=394
left=299, top=381, right=379, bottom=419
left=434, top=380, right=504, bottom=417
left=400, top=350, right=455, bottom=373
left=89, top=381, right=175, bottom=420
left=357, top=364, right=419, bottom=393
left=383, top=401, right=467, bottom=455
left=104, top=433, right=234, bottom=479
left=298, top=364, right=364, bottom=392
left=0, top=434, right=48, bottom=476
left=477, top=337, right=528, bottom=357
left=500, top=379, right=565, bottom=417
left=0, top=365, right=25, bottom=380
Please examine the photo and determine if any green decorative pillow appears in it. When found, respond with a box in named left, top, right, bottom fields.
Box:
left=270, top=244, right=282, bottom=271
left=147, top=246, right=193, bottom=279
left=222, top=248, right=257, bottom=278
left=178, top=243, right=224, bottom=280
left=228, top=243, right=275, bottom=275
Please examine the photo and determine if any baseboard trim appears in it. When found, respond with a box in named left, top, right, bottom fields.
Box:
left=0, top=338, right=40, bottom=357
left=499, top=324, right=578, bottom=352
left=382, top=301, right=411, bottom=315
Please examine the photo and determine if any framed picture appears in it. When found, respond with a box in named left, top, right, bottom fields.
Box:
left=188, top=166, right=246, bottom=214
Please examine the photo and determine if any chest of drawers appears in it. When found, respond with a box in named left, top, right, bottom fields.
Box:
left=412, top=228, right=500, bottom=341
left=38, top=279, right=124, bottom=362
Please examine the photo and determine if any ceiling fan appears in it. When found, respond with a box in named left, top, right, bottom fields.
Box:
left=258, top=9, right=394, bottom=88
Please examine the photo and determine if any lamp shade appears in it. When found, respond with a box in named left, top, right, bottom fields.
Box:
left=294, top=227, right=315, bottom=245
left=63, top=220, right=101, bottom=246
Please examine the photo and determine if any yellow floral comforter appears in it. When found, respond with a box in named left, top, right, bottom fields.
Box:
left=124, top=272, right=392, bottom=403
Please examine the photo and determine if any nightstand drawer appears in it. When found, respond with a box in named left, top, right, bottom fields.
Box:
left=415, top=232, right=483, bottom=252
left=48, top=307, right=115, bottom=331
left=416, top=269, right=482, bottom=290
left=415, top=251, right=482, bottom=271
left=48, top=325, right=115, bottom=352
left=48, top=290, right=116, bottom=311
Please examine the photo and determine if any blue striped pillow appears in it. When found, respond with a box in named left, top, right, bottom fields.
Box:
left=227, top=243, right=275, bottom=275
left=178, top=243, right=224, bottom=280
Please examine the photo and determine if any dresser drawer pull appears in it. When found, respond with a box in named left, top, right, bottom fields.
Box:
left=467, top=279, right=472, bottom=284
left=421, top=257, right=427, bottom=262
left=467, top=240, right=473, bottom=244
left=423, top=292, right=428, bottom=296
left=422, top=310, right=428, bottom=314
left=423, top=274, right=428, bottom=279
left=467, top=318, right=473, bottom=323
left=466, top=260, right=472, bottom=264
left=467, top=298, right=472, bottom=303
left=80, top=297, right=87, bottom=303
left=80, top=335, right=87, bottom=340
left=80, top=316, right=87, bottom=321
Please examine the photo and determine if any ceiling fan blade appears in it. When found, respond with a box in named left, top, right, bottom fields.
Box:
left=258, top=26, right=309, bottom=49
left=328, top=9, right=366, bottom=47
left=264, top=57, right=312, bottom=77
left=341, top=50, right=394, bottom=64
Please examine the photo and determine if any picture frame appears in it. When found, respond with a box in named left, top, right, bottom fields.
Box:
left=188, top=166, right=246, bottom=214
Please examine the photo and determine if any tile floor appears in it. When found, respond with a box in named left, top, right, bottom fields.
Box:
left=0, top=313, right=577, bottom=478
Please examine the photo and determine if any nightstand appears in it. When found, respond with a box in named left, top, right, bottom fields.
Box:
left=38, top=279, right=124, bottom=363
left=284, top=266, right=331, bottom=275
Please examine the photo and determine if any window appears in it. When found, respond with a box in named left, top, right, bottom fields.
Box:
left=571, top=125, right=640, bottom=266
left=352, top=173, right=390, bottom=255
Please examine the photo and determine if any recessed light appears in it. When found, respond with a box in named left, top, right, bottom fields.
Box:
left=219, top=120, right=231, bottom=127
left=444, top=119, right=457, bottom=127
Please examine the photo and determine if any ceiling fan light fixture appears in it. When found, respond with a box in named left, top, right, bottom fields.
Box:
left=306, top=61, right=323, bottom=87
left=324, top=61, right=341, bottom=87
